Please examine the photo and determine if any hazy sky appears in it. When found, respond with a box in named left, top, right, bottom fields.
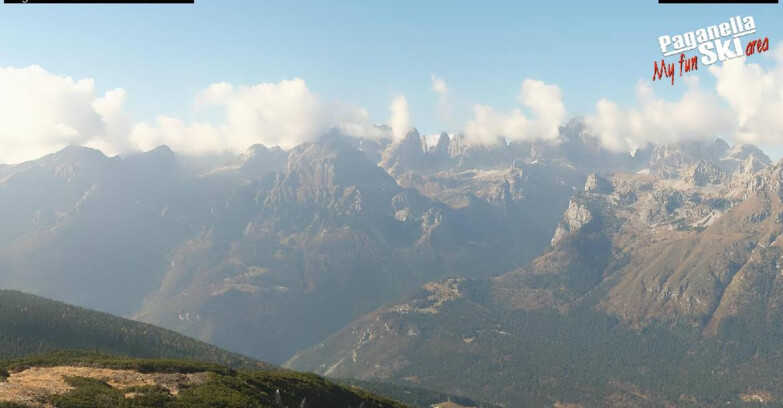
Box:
left=1, top=0, right=783, bottom=162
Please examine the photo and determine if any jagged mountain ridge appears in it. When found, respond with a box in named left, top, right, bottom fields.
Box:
left=286, top=142, right=783, bottom=407
left=133, top=138, right=576, bottom=363
left=0, top=119, right=776, bottom=374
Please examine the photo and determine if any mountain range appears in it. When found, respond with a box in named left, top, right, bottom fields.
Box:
left=3, top=118, right=783, bottom=406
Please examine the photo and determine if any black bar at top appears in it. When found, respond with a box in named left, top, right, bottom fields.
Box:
left=5, top=0, right=194, bottom=3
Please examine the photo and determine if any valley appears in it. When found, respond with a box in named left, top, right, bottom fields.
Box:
left=3, top=120, right=783, bottom=407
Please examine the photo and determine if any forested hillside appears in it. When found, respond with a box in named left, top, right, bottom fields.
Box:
left=0, top=290, right=264, bottom=370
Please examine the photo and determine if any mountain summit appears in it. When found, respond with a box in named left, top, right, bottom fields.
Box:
left=2, top=127, right=783, bottom=407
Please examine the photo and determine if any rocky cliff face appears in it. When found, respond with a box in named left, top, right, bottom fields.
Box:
left=133, top=138, right=574, bottom=362
left=4, top=121, right=783, bottom=407
left=285, top=136, right=783, bottom=408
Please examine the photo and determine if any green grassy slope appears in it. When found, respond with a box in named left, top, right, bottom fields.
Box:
left=0, top=351, right=409, bottom=408
left=0, top=290, right=265, bottom=370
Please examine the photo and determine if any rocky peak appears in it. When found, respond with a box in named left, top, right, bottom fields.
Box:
left=726, top=143, right=770, bottom=162
left=649, top=143, right=700, bottom=178
left=274, top=140, right=400, bottom=209
left=561, top=117, right=587, bottom=139
left=448, top=133, right=467, bottom=158
left=648, top=139, right=745, bottom=179
left=44, top=145, right=112, bottom=167
left=379, top=129, right=429, bottom=176
left=433, top=132, right=451, bottom=156
left=688, top=160, right=724, bottom=186
left=584, top=173, right=614, bottom=194
left=551, top=199, right=595, bottom=246
left=403, top=128, right=424, bottom=149
left=238, top=144, right=287, bottom=179
left=145, top=144, right=175, bottom=158
left=739, top=153, right=769, bottom=175
left=124, top=145, right=177, bottom=166
left=22, top=145, right=117, bottom=185
left=708, top=137, right=732, bottom=157
left=239, top=144, right=271, bottom=161
left=720, top=144, right=772, bottom=174
left=119, top=145, right=182, bottom=186
left=528, top=119, right=641, bottom=172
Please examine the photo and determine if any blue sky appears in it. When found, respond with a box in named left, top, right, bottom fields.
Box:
left=0, top=0, right=782, bottom=161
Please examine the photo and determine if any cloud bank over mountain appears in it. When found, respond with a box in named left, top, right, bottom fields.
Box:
left=0, top=65, right=124, bottom=163
left=2, top=49, right=783, bottom=163
left=131, top=79, right=391, bottom=156
left=464, top=79, right=566, bottom=145
left=711, top=46, right=783, bottom=146
left=587, top=78, right=735, bottom=153
left=431, top=75, right=452, bottom=127
left=0, top=70, right=392, bottom=163
left=388, top=94, right=411, bottom=142
left=587, top=45, right=783, bottom=153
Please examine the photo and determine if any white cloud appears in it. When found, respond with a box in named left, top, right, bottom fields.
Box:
left=8, top=60, right=783, bottom=163
left=464, top=79, right=566, bottom=145
left=587, top=77, right=733, bottom=152
left=0, top=68, right=393, bottom=162
left=431, top=75, right=452, bottom=126
left=587, top=50, right=783, bottom=153
left=195, top=78, right=329, bottom=151
left=710, top=47, right=783, bottom=146
left=129, top=117, right=224, bottom=155
left=88, top=88, right=133, bottom=154
left=464, top=105, right=528, bottom=145
left=388, top=95, right=410, bottom=141
left=431, top=75, right=448, bottom=95
left=333, top=103, right=387, bottom=140
left=586, top=44, right=783, bottom=153
left=131, top=78, right=386, bottom=156
left=0, top=65, right=125, bottom=164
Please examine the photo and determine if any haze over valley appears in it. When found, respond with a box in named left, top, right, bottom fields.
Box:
left=5, top=2, right=783, bottom=407
left=4, top=118, right=783, bottom=406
